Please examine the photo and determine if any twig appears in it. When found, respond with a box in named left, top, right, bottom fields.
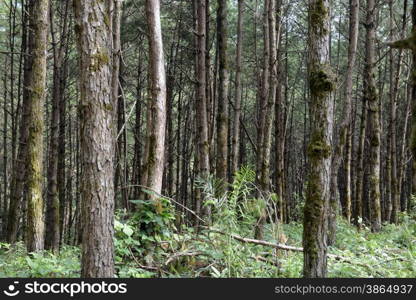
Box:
left=127, top=247, right=159, bottom=271
left=205, top=227, right=384, bottom=275
left=205, top=227, right=303, bottom=252
left=165, top=251, right=205, bottom=266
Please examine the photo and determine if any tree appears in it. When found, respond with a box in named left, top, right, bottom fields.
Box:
left=216, top=0, right=229, bottom=189
left=26, top=0, right=50, bottom=253
left=45, top=0, right=70, bottom=252
left=195, top=0, right=211, bottom=220
left=364, top=0, right=382, bottom=232
left=303, top=0, right=335, bottom=278
left=141, top=0, right=167, bottom=211
left=231, top=0, right=244, bottom=176
left=74, top=0, right=115, bottom=277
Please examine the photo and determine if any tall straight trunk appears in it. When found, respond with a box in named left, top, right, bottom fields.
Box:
left=112, top=0, right=123, bottom=207
left=364, top=0, right=381, bottom=232
left=398, top=71, right=411, bottom=212
left=195, top=0, right=211, bottom=221
left=411, top=1, right=416, bottom=196
left=231, top=0, right=244, bottom=176
left=132, top=49, right=144, bottom=200
left=355, top=83, right=367, bottom=227
left=58, top=3, right=70, bottom=246
left=275, top=0, right=285, bottom=223
left=2, top=61, right=8, bottom=240
left=45, top=2, right=64, bottom=252
left=216, top=0, right=229, bottom=190
left=254, top=0, right=270, bottom=240
left=7, top=0, right=31, bottom=243
left=328, top=0, right=359, bottom=243
left=26, top=0, right=49, bottom=252
left=143, top=0, right=167, bottom=211
left=303, top=0, right=335, bottom=278
left=74, top=0, right=115, bottom=277
left=390, top=0, right=407, bottom=223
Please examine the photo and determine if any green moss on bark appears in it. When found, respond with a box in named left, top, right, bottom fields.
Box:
left=310, top=0, right=329, bottom=36
left=310, top=64, right=336, bottom=98
left=89, top=51, right=110, bottom=72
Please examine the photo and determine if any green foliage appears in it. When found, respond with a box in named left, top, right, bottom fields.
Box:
left=0, top=243, right=80, bottom=277
left=113, top=195, right=176, bottom=277
left=1, top=172, right=415, bottom=278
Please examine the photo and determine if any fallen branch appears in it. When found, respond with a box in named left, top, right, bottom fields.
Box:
left=206, top=227, right=303, bottom=252
left=205, top=227, right=384, bottom=275
left=165, top=251, right=205, bottom=266
left=251, top=255, right=281, bottom=267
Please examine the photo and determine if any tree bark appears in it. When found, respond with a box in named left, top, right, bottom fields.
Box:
left=195, top=0, right=211, bottom=221
left=142, top=0, right=167, bottom=212
left=26, top=0, right=50, bottom=252
left=303, top=0, right=335, bottom=278
left=216, top=0, right=229, bottom=190
left=231, top=0, right=244, bottom=177
left=74, top=0, right=115, bottom=277
left=364, top=0, right=382, bottom=232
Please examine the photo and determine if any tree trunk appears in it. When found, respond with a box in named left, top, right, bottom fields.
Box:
left=364, top=0, right=382, bottom=232
left=143, top=0, right=167, bottom=212
left=231, top=0, right=244, bottom=177
left=195, top=0, right=211, bottom=221
left=216, top=0, right=229, bottom=190
left=26, top=0, right=49, bottom=253
left=303, top=0, right=335, bottom=278
left=74, top=0, right=115, bottom=277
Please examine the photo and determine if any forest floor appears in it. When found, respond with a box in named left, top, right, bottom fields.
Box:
left=0, top=213, right=415, bottom=278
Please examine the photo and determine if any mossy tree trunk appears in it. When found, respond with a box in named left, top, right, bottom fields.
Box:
left=303, top=0, right=335, bottom=278
left=216, top=0, right=229, bottom=191
left=26, top=0, right=50, bottom=253
left=142, top=0, right=167, bottom=212
left=74, top=0, right=115, bottom=277
left=364, top=0, right=382, bottom=232
left=254, top=0, right=270, bottom=240
left=231, top=0, right=244, bottom=177
left=195, top=0, right=211, bottom=221
left=274, top=0, right=285, bottom=223
left=45, top=1, right=66, bottom=252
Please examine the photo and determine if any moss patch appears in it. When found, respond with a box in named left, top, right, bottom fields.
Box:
left=89, top=51, right=110, bottom=72
left=310, top=0, right=329, bottom=36
left=310, top=64, right=336, bottom=98
left=307, top=130, right=331, bottom=160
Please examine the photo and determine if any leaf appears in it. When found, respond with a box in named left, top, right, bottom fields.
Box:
left=123, top=226, right=134, bottom=237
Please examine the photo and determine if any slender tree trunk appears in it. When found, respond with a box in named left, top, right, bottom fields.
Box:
left=143, top=0, right=167, bottom=211
left=195, top=0, right=211, bottom=221
left=364, top=0, right=382, bottom=232
left=303, top=0, right=335, bottom=278
left=112, top=0, right=123, bottom=208
left=216, top=0, right=229, bottom=190
left=26, top=0, right=50, bottom=252
left=275, top=0, right=285, bottom=223
left=254, top=0, right=270, bottom=240
left=45, top=1, right=63, bottom=252
left=231, top=0, right=244, bottom=176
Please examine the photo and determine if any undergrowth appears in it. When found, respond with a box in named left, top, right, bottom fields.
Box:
left=0, top=167, right=415, bottom=278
